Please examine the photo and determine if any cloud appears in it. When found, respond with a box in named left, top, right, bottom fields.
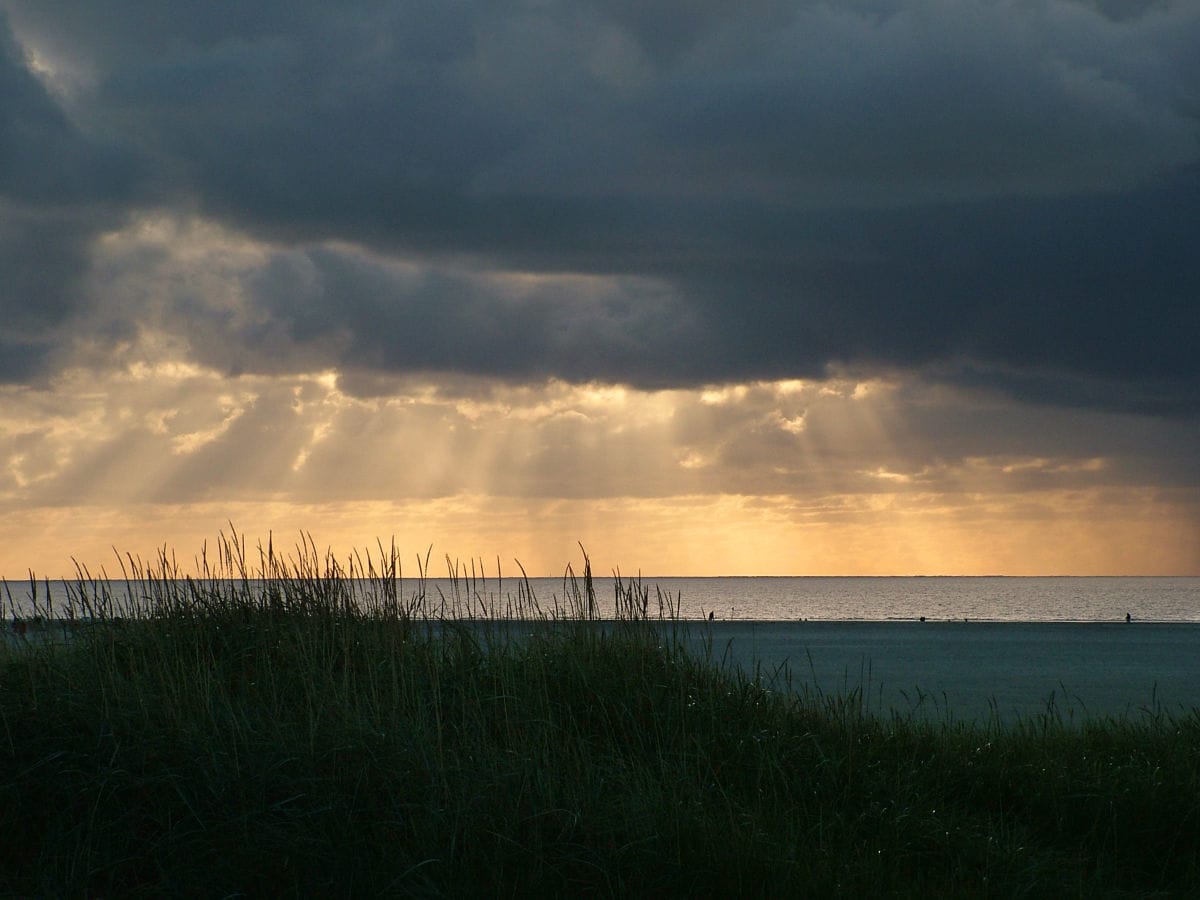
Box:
left=4, top=363, right=1197, bottom=574
left=3, top=361, right=1194, bottom=513
left=0, top=14, right=137, bottom=204
left=0, top=1, right=1197, bottom=414
left=0, top=11, right=143, bottom=382
left=16, top=0, right=1191, bottom=212
left=78, top=215, right=712, bottom=387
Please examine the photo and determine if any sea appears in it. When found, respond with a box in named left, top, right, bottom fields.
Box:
left=17, top=574, right=1196, bottom=623
left=562, top=575, right=1200, bottom=623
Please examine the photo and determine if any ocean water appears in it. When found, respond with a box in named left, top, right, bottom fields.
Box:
left=444, top=574, right=1194, bottom=623
left=634, top=575, right=1200, bottom=623
left=4, top=575, right=1198, bottom=622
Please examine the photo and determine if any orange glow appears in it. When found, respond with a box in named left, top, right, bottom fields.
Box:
left=2, top=489, right=1197, bottom=580
left=3, top=364, right=1197, bottom=579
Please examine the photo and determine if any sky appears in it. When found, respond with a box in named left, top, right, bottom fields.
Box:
left=1, top=0, right=1198, bottom=578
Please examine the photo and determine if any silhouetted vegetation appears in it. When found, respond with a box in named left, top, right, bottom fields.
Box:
left=3, top=535, right=1198, bottom=896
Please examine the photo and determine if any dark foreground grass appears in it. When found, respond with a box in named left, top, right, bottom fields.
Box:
left=2, top=541, right=1199, bottom=896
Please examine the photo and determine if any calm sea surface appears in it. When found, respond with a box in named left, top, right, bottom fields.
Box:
left=590, top=575, right=1200, bottom=623
left=5, top=575, right=1199, bottom=622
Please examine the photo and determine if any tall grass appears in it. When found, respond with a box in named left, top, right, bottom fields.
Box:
left=2, top=534, right=1198, bottom=896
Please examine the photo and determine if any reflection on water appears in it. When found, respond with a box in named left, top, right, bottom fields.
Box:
left=5, top=575, right=1196, bottom=622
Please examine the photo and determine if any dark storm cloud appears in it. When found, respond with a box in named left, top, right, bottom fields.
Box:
left=667, top=179, right=1200, bottom=412
left=184, top=246, right=711, bottom=388
left=0, top=207, right=98, bottom=380
left=2, top=0, right=1198, bottom=411
left=0, top=13, right=142, bottom=381
left=0, top=4, right=156, bottom=386
left=0, top=14, right=139, bottom=205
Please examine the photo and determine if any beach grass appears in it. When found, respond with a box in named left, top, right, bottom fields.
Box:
left=2, top=535, right=1198, bottom=896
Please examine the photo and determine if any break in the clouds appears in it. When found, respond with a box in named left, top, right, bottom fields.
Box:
left=3, top=364, right=1198, bottom=574
left=2, top=0, right=1198, bottom=408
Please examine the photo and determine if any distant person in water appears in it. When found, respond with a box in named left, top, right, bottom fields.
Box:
left=1126, top=612, right=1132, bottom=623
left=708, top=610, right=714, bottom=621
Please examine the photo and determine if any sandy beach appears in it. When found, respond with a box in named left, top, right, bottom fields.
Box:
left=695, top=620, right=1200, bottom=723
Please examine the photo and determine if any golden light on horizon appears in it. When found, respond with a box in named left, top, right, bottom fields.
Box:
left=2, top=485, right=1197, bottom=581
left=3, top=356, right=1198, bottom=580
